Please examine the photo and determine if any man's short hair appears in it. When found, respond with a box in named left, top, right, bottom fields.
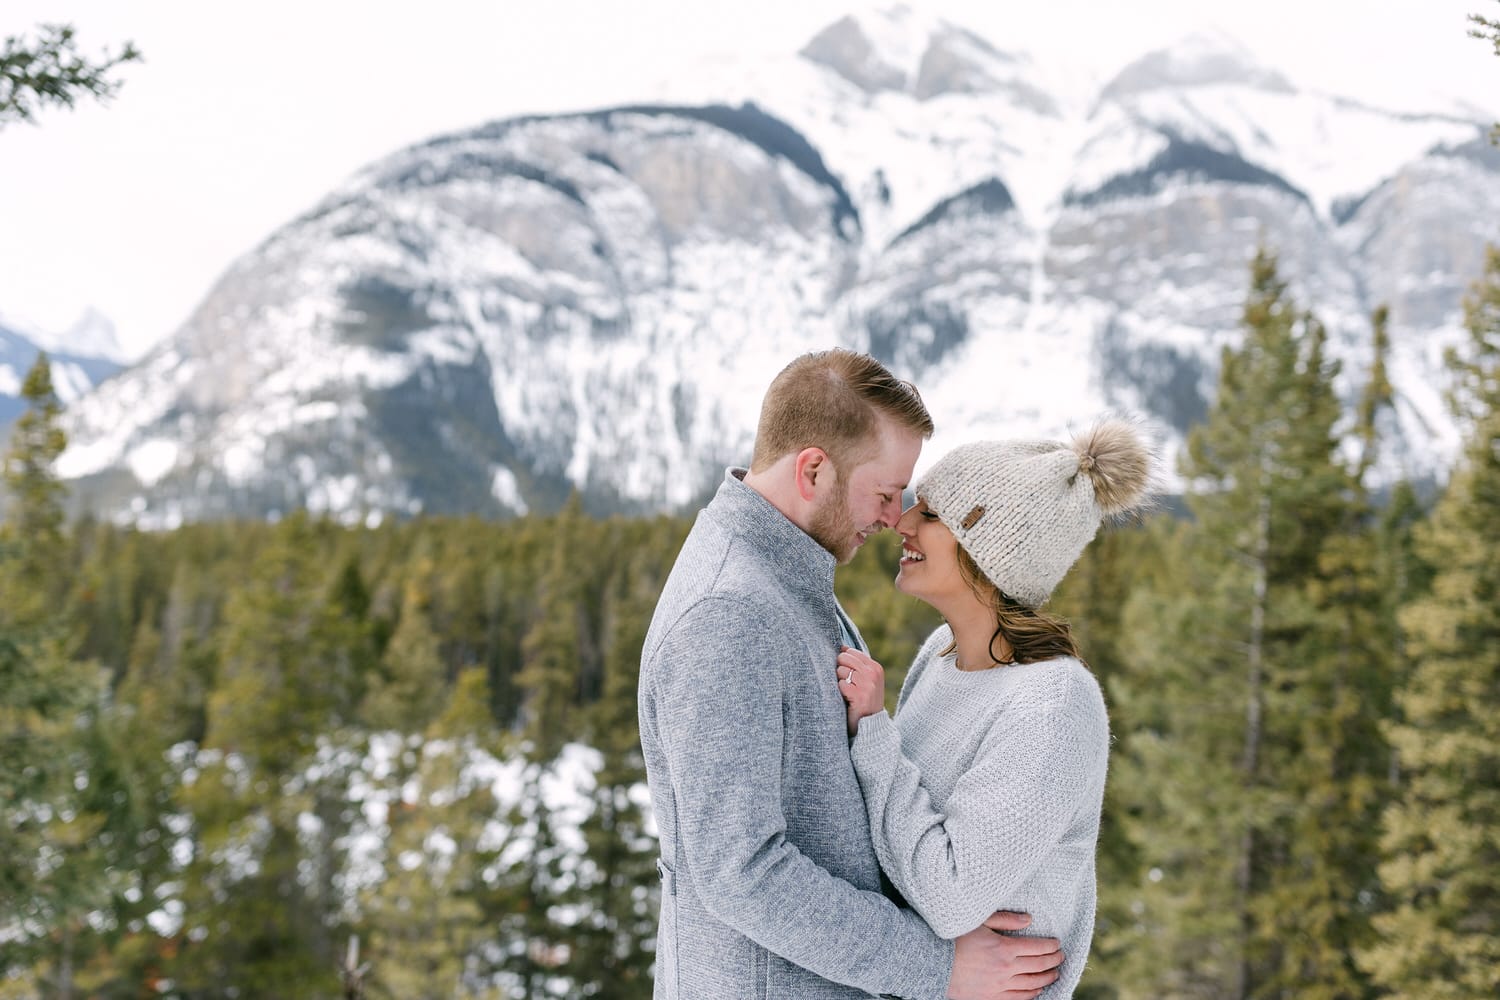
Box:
left=749, top=349, right=934, bottom=473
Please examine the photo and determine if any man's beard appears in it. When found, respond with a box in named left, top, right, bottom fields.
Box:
left=808, top=476, right=859, bottom=565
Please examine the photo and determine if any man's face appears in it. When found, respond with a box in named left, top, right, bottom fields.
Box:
left=808, top=421, right=923, bottom=565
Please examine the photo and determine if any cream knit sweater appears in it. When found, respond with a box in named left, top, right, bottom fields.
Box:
left=850, top=625, right=1110, bottom=997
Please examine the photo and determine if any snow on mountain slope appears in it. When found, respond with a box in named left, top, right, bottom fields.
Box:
left=637, top=14, right=1497, bottom=484
left=654, top=7, right=1070, bottom=250
left=58, top=105, right=857, bottom=525
left=51, top=9, right=1500, bottom=524
left=1086, top=37, right=1481, bottom=220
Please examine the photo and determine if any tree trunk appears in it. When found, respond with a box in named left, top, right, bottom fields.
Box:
left=1233, top=477, right=1271, bottom=999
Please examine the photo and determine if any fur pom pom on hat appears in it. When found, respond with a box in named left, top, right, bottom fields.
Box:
left=914, top=417, right=1156, bottom=607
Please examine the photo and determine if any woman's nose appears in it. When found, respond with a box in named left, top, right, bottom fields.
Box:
left=896, top=506, right=918, bottom=535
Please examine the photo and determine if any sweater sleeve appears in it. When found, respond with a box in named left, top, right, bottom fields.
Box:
left=849, top=666, right=1108, bottom=940
left=650, top=596, right=954, bottom=1000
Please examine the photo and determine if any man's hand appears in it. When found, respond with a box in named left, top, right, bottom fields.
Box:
left=837, top=646, right=885, bottom=736
left=947, top=911, right=1062, bottom=1000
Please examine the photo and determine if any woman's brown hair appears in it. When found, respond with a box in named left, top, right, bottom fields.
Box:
left=941, top=545, right=1083, bottom=666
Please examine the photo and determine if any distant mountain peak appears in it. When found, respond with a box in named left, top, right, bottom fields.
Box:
left=0, top=311, right=123, bottom=423
left=1101, top=30, right=1295, bottom=102
left=798, top=5, right=1053, bottom=110
left=58, top=307, right=130, bottom=363
left=4, top=306, right=131, bottom=364
left=798, top=6, right=933, bottom=93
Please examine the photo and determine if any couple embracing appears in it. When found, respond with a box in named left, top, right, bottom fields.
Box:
left=638, top=349, right=1155, bottom=999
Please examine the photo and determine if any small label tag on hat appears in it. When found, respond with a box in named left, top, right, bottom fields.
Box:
left=961, top=505, right=985, bottom=529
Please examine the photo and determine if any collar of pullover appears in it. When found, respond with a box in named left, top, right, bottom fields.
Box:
left=713, top=467, right=838, bottom=598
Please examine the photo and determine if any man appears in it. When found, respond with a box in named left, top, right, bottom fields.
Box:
left=639, top=350, right=1065, bottom=998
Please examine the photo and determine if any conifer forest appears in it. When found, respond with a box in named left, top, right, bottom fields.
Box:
left=2, top=247, right=1497, bottom=999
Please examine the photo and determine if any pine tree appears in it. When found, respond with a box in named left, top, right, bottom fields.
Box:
left=58, top=688, right=184, bottom=999
left=480, top=762, right=572, bottom=999
left=1471, top=1, right=1500, bottom=139
left=562, top=539, right=665, bottom=998
left=1052, top=525, right=1161, bottom=1000
left=169, top=515, right=359, bottom=996
left=0, top=23, right=140, bottom=128
left=1258, top=305, right=1403, bottom=999
left=1, top=354, right=69, bottom=621
left=1357, top=247, right=1500, bottom=998
left=116, top=592, right=202, bottom=749
left=325, top=553, right=381, bottom=720
left=361, top=579, right=448, bottom=733
left=0, top=354, right=112, bottom=996
left=1476, top=1, right=1500, bottom=59
left=1109, top=250, right=1355, bottom=998
left=515, top=500, right=592, bottom=761
left=360, top=668, right=502, bottom=999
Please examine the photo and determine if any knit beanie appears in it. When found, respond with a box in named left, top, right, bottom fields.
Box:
left=914, top=417, right=1155, bottom=607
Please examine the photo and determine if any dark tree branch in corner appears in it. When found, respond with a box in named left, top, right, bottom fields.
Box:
left=0, top=22, right=141, bottom=129
left=1472, top=3, right=1500, bottom=140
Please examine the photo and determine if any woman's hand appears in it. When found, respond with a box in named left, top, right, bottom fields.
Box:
left=837, top=646, right=886, bottom=736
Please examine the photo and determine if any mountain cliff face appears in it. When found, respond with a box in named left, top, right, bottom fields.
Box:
left=54, top=10, right=1500, bottom=527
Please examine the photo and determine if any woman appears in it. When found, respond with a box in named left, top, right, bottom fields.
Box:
left=836, top=417, right=1154, bottom=998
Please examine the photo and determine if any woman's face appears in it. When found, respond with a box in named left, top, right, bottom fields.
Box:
left=894, top=499, right=970, bottom=609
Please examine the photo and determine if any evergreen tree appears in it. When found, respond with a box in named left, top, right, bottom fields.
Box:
left=117, top=587, right=205, bottom=749
left=562, top=541, right=665, bottom=998
left=0, top=354, right=111, bottom=996
left=480, top=554, right=525, bottom=728
left=482, top=764, right=571, bottom=999
left=1053, top=525, right=1160, bottom=1000
left=362, top=578, right=448, bottom=733
left=1471, top=1, right=1500, bottom=138
left=1, top=354, right=69, bottom=621
left=1261, top=305, right=1403, bottom=999
left=1357, top=247, right=1500, bottom=998
left=1110, top=250, right=1355, bottom=998
left=361, top=669, right=502, bottom=999
left=0, top=23, right=140, bottom=128
left=326, top=553, right=381, bottom=719
left=1476, top=1, right=1500, bottom=57
left=169, top=515, right=359, bottom=996
left=515, top=500, right=592, bottom=761
left=56, top=691, right=184, bottom=999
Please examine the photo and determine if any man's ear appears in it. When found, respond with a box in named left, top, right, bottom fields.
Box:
left=793, top=447, right=830, bottom=502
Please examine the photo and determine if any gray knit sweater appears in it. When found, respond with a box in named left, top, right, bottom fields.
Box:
left=850, top=625, right=1110, bottom=998
left=638, top=470, right=953, bottom=999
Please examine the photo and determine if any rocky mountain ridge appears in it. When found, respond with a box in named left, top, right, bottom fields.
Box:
left=47, top=8, right=1500, bottom=526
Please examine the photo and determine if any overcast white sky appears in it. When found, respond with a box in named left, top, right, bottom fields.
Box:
left=2, top=0, right=1496, bottom=358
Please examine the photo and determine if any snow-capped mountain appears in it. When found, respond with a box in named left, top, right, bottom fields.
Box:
left=54, top=8, right=1500, bottom=527
left=1, top=310, right=124, bottom=429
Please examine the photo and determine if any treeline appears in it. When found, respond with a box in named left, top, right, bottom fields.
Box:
left=2, top=248, right=1497, bottom=999
left=3, top=468, right=693, bottom=997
